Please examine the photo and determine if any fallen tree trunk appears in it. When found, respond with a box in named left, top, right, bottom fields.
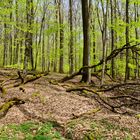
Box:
left=14, top=71, right=49, bottom=87
left=0, top=97, right=25, bottom=119
left=60, top=42, right=140, bottom=82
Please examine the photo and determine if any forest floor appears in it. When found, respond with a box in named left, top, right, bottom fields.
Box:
left=0, top=68, right=140, bottom=140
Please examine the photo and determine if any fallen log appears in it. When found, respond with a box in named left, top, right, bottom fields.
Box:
left=14, top=71, right=49, bottom=87
left=0, top=97, right=25, bottom=119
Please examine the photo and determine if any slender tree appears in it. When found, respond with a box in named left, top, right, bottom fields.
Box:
left=125, top=0, right=130, bottom=81
left=69, top=0, right=74, bottom=74
left=3, top=21, right=8, bottom=66
left=97, top=0, right=109, bottom=85
left=54, top=0, right=59, bottom=72
left=134, top=1, right=139, bottom=78
left=34, top=2, right=46, bottom=70
left=89, top=0, right=96, bottom=72
left=13, top=0, right=19, bottom=65
left=110, top=0, right=115, bottom=78
left=59, top=0, right=64, bottom=73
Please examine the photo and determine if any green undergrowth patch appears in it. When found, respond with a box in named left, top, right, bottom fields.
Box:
left=0, top=119, right=136, bottom=140
left=0, top=121, right=66, bottom=140
left=89, top=119, right=132, bottom=140
left=65, top=118, right=133, bottom=140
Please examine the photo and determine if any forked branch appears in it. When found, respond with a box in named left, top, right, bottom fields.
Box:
left=60, top=42, right=140, bottom=82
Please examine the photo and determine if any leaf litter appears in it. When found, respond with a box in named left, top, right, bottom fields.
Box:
left=0, top=70, right=139, bottom=139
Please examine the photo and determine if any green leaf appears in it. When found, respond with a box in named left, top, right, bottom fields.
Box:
left=128, top=63, right=136, bottom=69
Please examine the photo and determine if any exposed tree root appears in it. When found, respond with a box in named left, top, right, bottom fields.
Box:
left=60, top=42, right=140, bottom=82
left=66, top=86, right=140, bottom=115
left=17, top=70, right=24, bottom=83
left=67, top=87, right=116, bottom=112
left=60, top=68, right=108, bottom=83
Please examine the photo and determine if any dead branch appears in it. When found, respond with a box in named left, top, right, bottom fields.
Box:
left=66, top=86, right=140, bottom=114
left=98, top=82, right=140, bottom=92
left=91, top=73, right=101, bottom=80
left=14, top=71, right=49, bottom=87
left=114, top=102, right=140, bottom=109
left=66, top=87, right=116, bottom=112
left=66, top=87, right=99, bottom=96
left=60, top=71, right=81, bottom=82
left=24, top=75, right=42, bottom=84
left=105, top=72, right=116, bottom=82
left=109, top=95, right=140, bottom=102
left=60, top=42, right=140, bottom=82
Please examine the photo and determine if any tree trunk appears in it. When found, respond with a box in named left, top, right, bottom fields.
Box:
left=89, top=0, right=96, bottom=72
left=42, top=25, right=45, bottom=72
left=69, top=0, right=74, bottom=74
left=100, top=0, right=109, bottom=85
left=81, top=0, right=91, bottom=83
left=59, top=0, right=64, bottom=73
left=24, top=0, right=34, bottom=70
left=54, top=0, right=59, bottom=72
left=110, top=0, right=115, bottom=78
left=125, top=0, right=130, bottom=81
left=3, top=22, right=8, bottom=66
left=13, top=0, right=19, bottom=65
left=134, top=1, right=139, bottom=79
left=9, top=0, right=13, bottom=65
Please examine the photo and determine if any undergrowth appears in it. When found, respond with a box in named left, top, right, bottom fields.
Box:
left=0, top=119, right=136, bottom=140
left=0, top=121, right=65, bottom=140
left=65, top=118, right=133, bottom=140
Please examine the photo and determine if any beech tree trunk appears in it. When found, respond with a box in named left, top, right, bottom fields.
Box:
left=59, top=0, right=64, bottom=73
left=24, top=0, right=34, bottom=70
left=81, top=0, right=91, bottom=83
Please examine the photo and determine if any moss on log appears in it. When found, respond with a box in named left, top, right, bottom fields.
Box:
left=0, top=97, right=25, bottom=118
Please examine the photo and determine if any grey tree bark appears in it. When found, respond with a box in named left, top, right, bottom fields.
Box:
left=81, top=0, right=91, bottom=83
